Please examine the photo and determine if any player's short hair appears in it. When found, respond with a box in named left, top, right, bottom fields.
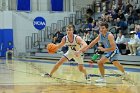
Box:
left=66, top=24, right=74, bottom=30
left=100, top=22, right=109, bottom=28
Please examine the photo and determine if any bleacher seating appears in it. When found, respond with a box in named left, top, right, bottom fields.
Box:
left=25, top=1, right=140, bottom=66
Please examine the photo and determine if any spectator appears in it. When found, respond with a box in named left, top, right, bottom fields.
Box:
left=86, top=31, right=92, bottom=45
left=125, top=2, right=133, bottom=13
left=127, top=6, right=139, bottom=25
left=92, top=21, right=100, bottom=34
left=115, top=18, right=128, bottom=34
left=83, top=32, right=91, bottom=45
left=128, top=31, right=140, bottom=55
left=116, top=30, right=126, bottom=54
left=90, top=31, right=99, bottom=51
left=110, top=10, right=118, bottom=20
left=83, top=21, right=92, bottom=33
left=117, top=10, right=126, bottom=21
left=53, top=31, right=64, bottom=44
left=86, top=8, right=94, bottom=16
left=83, top=32, right=88, bottom=44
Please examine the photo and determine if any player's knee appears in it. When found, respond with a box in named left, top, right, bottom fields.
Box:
left=97, top=61, right=104, bottom=66
left=78, top=67, right=84, bottom=72
left=113, top=61, right=120, bottom=66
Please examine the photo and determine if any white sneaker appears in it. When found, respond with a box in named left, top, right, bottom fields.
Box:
left=128, top=53, right=132, bottom=55
left=121, top=72, right=129, bottom=80
left=95, top=78, right=106, bottom=83
left=41, top=73, right=52, bottom=77
left=132, top=53, right=136, bottom=56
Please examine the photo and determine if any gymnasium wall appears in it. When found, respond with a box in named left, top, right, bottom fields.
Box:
left=0, top=0, right=101, bottom=12
left=0, top=0, right=96, bottom=56
left=12, top=11, right=74, bottom=55
left=0, top=11, right=13, bottom=57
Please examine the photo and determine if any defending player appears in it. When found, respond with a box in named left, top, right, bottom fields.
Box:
left=75, top=22, right=126, bottom=83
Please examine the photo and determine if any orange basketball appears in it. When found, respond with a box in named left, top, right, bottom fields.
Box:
left=47, top=43, right=58, bottom=54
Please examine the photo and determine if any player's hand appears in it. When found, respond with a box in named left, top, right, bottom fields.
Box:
left=98, top=47, right=105, bottom=52
left=74, top=51, right=82, bottom=57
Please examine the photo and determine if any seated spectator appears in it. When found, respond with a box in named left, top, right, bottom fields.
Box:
left=83, top=21, right=92, bottom=33
left=115, top=18, right=128, bottom=34
left=110, top=10, right=117, bottom=20
left=127, top=31, right=140, bottom=55
left=92, top=20, right=100, bottom=34
left=127, top=6, right=139, bottom=25
left=116, top=30, right=126, bottom=54
left=90, top=31, right=99, bottom=51
left=117, top=10, right=126, bottom=21
left=86, top=8, right=93, bottom=16
left=53, top=31, right=64, bottom=44
left=83, top=31, right=91, bottom=45
left=83, top=32, right=88, bottom=44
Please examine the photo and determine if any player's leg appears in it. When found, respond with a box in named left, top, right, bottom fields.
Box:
left=110, top=51, right=127, bottom=79
left=74, top=56, right=90, bottom=80
left=42, top=56, right=68, bottom=77
left=95, top=56, right=108, bottom=83
left=96, top=50, right=120, bottom=83
left=78, top=64, right=91, bottom=81
left=97, top=56, right=109, bottom=77
left=50, top=56, right=68, bottom=76
left=112, top=60, right=127, bottom=80
left=112, top=61, right=125, bottom=74
left=74, top=55, right=87, bottom=75
left=78, top=64, right=87, bottom=76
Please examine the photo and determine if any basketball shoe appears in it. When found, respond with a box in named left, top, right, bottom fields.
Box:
left=95, top=77, right=106, bottom=83
left=41, top=73, right=52, bottom=77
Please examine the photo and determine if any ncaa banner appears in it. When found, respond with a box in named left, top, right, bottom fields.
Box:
left=51, top=0, right=63, bottom=11
left=33, top=17, right=46, bottom=30
left=17, top=0, right=31, bottom=11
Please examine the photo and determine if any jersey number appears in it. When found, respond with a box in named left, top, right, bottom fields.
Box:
left=71, top=46, right=76, bottom=51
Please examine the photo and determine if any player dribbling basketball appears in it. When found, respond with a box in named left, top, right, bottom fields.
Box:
left=42, top=24, right=90, bottom=81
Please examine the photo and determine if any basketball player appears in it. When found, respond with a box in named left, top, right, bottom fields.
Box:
left=75, top=22, right=126, bottom=83
left=42, top=24, right=90, bottom=81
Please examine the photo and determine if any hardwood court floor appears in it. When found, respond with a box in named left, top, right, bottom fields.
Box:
left=0, top=58, right=139, bottom=93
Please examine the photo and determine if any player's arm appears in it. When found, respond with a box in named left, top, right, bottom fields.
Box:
left=56, top=36, right=66, bottom=49
left=98, top=34, right=116, bottom=52
left=76, top=36, right=87, bottom=52
left=105, top=34, right=116, bottom=51
left=82, top=35, right=100, bottom=53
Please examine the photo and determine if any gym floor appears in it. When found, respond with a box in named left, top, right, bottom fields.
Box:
left=0, top=58, right=139, bottom=93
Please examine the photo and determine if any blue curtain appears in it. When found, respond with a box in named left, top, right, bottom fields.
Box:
left=17, top=0, right=30, bottom=11
left=0, top=29, right=13, bottom=57
left=51, top=0, right=63, bottom=11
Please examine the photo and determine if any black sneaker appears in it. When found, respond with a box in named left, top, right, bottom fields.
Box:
left=41, top=73, right=52, bottom=77
left=85, top=75, right=91, bottom=81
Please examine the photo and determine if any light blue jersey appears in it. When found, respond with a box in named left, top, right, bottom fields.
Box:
left=99, top=32, right=120, bottom=62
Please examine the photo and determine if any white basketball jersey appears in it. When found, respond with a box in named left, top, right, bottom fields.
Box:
left=65, top=34, right=81, bottom=52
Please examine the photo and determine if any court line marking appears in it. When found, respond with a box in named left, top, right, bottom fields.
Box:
left=14, top=58, right=140, bottom=72
left=0, top=62, right=123, bottom=85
